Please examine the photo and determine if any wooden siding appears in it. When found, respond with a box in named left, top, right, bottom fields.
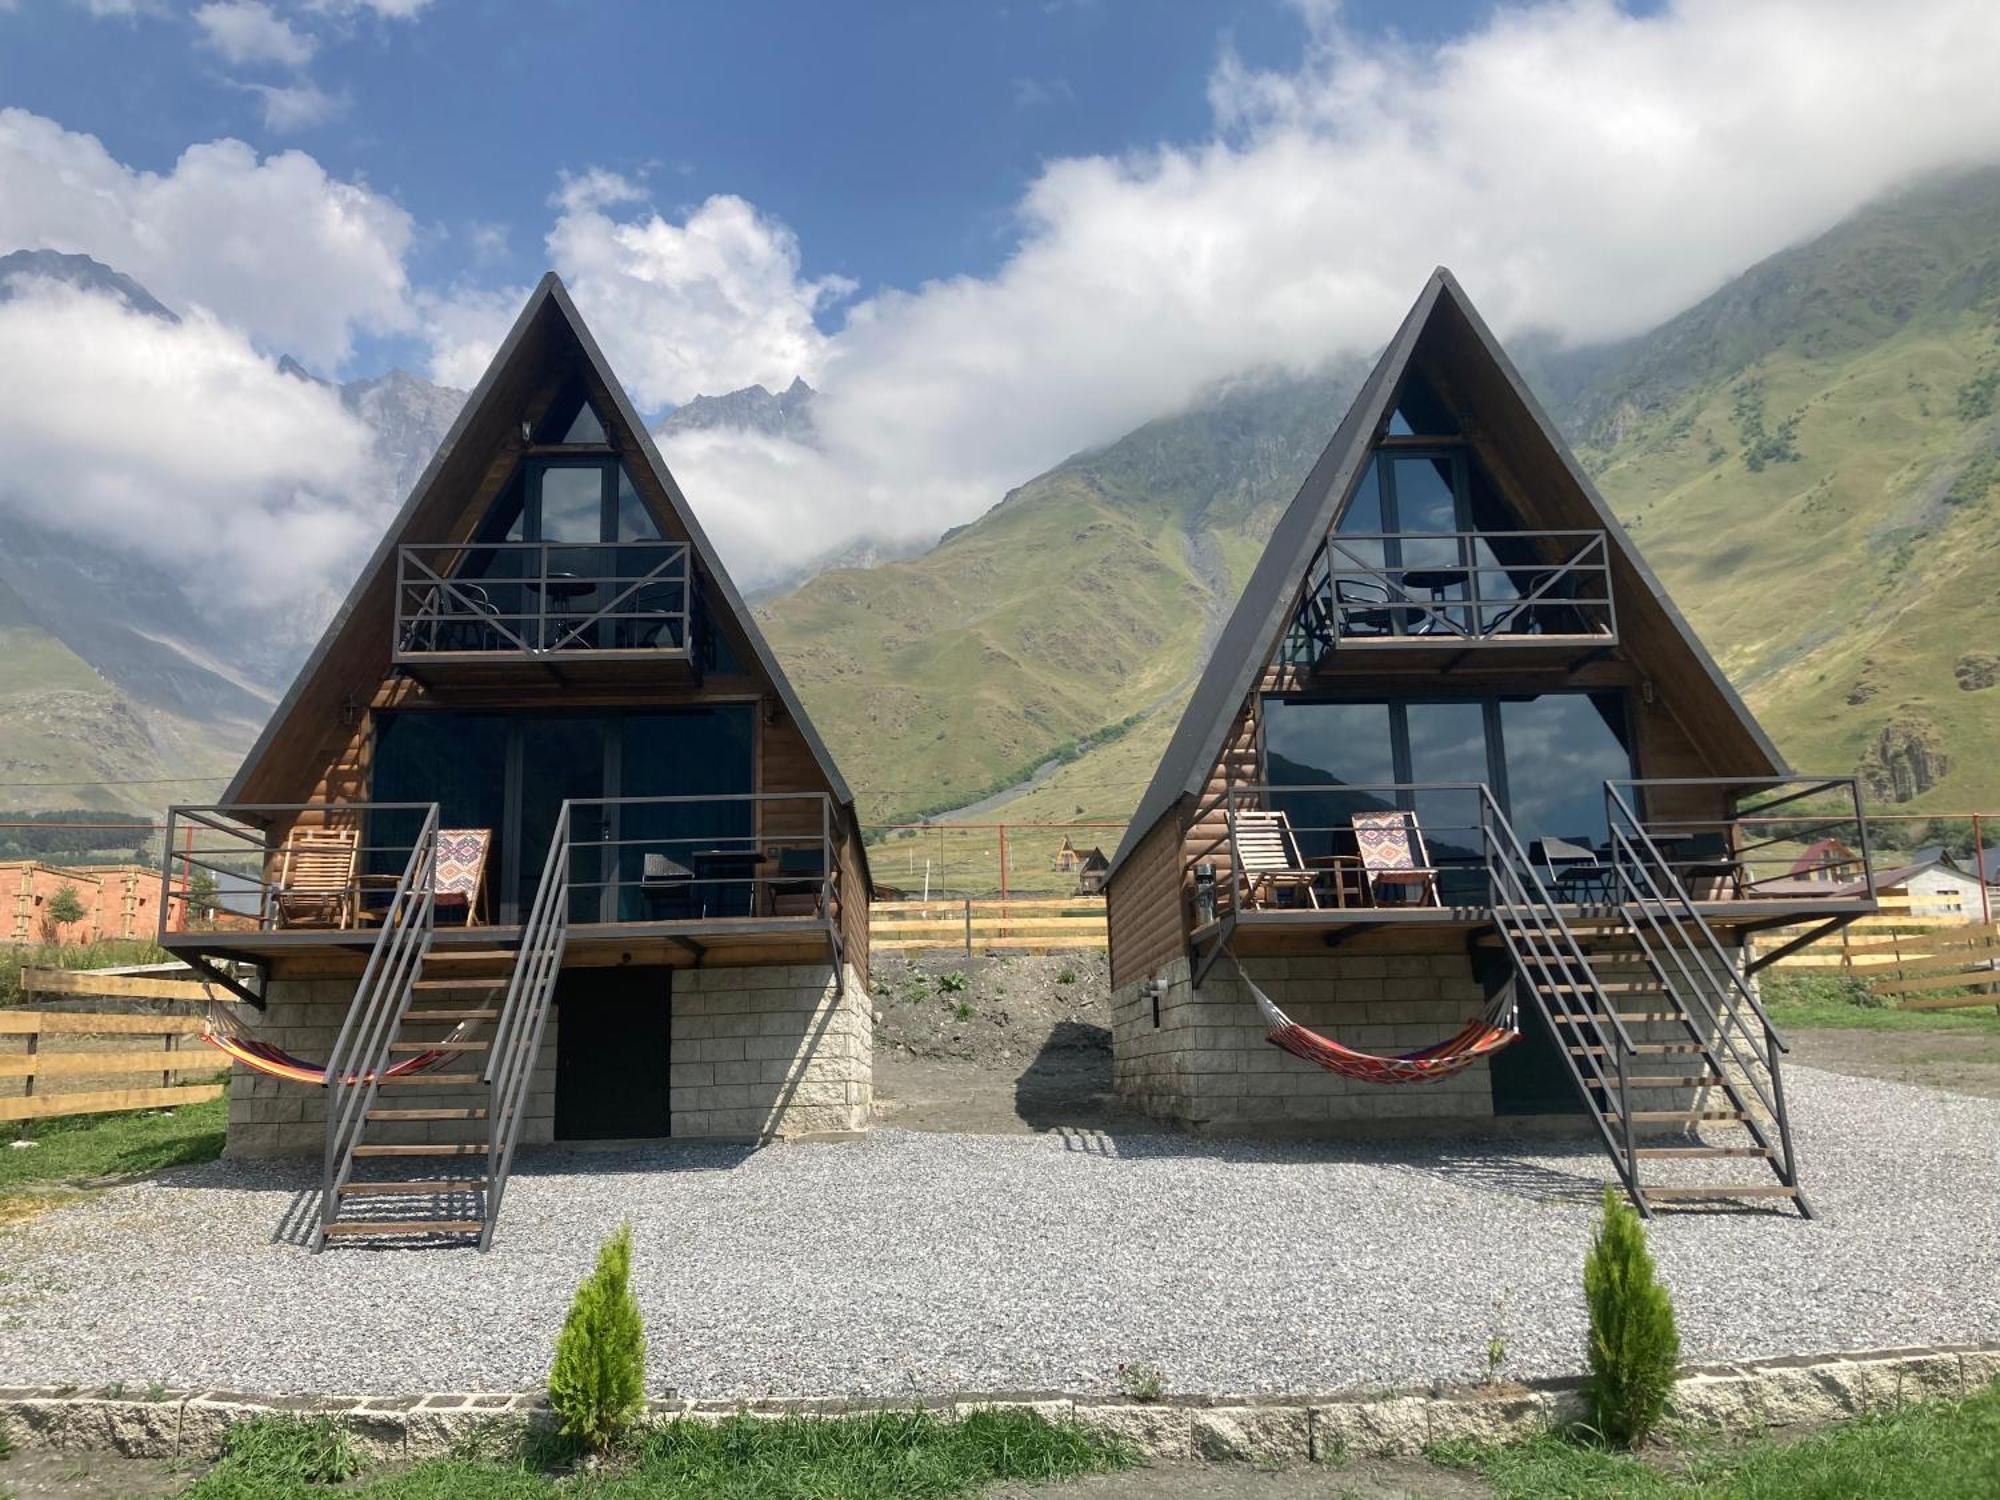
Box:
left=837, top=822, right=871, bottom=989
left=1107, top=809, right=1190, bottom=991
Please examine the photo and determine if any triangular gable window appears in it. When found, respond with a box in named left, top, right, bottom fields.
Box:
left=563, top=401, right=608, bottom=445
left=532, top=381, right=612, bottom=446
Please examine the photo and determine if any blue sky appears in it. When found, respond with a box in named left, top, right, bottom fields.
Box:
left=3, top=0, right=1471, bottom=352
left=2, top=1, right=1995, bottom=588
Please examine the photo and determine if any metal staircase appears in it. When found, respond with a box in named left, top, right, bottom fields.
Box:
left=1477, top=788, right=1809, bottom=1217
left=312, top=803, right=573, bottom=1251
left=313, top=806, right=511, bottom=1248
left=480, top=802, right=572, bottom=1251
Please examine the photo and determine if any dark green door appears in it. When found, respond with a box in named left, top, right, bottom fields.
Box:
left=554, top=966, right=672, bottom=1140
left=1481, top=952, right=1589, bottom=1116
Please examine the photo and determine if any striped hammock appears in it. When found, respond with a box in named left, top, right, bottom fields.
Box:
left=1234, top=957, right=1518, bottom=1084
left=199, top=1004, right=476, bottom=1086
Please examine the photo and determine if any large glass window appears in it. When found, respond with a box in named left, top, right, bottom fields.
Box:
left=1261, top=692, right=1634, bottom=869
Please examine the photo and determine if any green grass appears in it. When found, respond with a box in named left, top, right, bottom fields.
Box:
left=179, top=1409, right=1130, bottom=1499
left=1437, top=1379, right=2000, bottom=1498
left=0, top=1094, right=226, bottom=1194
left=0, top=939, right=173, bottom=1005
left=1759, top=972, right=2000, bottom=1032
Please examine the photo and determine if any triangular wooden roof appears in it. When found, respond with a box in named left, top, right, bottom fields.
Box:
left=226, top=273, right=857, bottom=813
left=1107, top=267, right=1784, bottom=879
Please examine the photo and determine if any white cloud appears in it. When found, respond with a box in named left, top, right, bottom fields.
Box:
left=0, top=109, right=413, bottom=366
left=0, top=276, right=390, bottom=608
left=418, top=280, right=532, bottom=390
left=594, top=0, right=2000, bottom=586
left=194, top=0, right=316, bottom=68
left=306, top=0, right=433, bottom=18
left=237, top=78, right=347, bottom=131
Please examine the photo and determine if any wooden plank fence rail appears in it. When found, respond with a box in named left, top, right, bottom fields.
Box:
left=19, top=968, right=217, bottom=1003
left=871, top=897, right=1108, bottom=953
left=0, top=1009, right=222, bottom=1123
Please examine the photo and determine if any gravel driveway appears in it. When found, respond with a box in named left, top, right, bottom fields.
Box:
left=1, top=1066, right=1994, bottom=1401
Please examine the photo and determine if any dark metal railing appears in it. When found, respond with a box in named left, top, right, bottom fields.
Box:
left=482, top=802, right=568, bottom=1252
left=558, top=792, right=839, bottom=926
left=395, top=540, right=693, bottom=660
left=1288, top=529, right=1614, bottom=656
left=1606, top=776, right=1873, bottom=905
left=317, top=805, right=439, bottom=1249
left=1476, top=787, right=1644, bottom=1208
left=1605, top=784, right=1810, bottom=1212
left=158, top=801, right=443, bottom=939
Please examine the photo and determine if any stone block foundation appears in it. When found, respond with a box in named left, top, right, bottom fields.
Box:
left=224, top=962, right=869, bottom=1157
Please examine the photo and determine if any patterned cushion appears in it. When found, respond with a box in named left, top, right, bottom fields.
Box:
left=1352, top=811, right=1420, bottom=872
left=434, top=828, right=491, bottom=899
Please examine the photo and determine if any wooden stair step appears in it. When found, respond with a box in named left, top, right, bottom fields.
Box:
left=338, top=1179, right=488, bottom=1196
left=322, top=1220, right=483, bottom=1238
left=388, top=1039, right=489, bottom=1053
left=352, top=1143, right=484, bottom=1157
left=1570, top=1044, right=1706, bottom=1057
left=1643, top=1185, right=1799, bottom=1201
left=366, top=1107, right=487, bottom=1121
left=1607, top=1109, right=1749, bottom=1124
left=1550, top=1012, right=1683, bottom=1025
left=411, top=979, right=508, bottom=991
left=421, top=950, right=517, bottom=962
left=1623, top=1074, right=1724, bottom=1089
left=1635, top=1146, right=1774, bottom=1160
left=373, top=1072, right=481, bottom=1086
left=402, top=1009, right=501, bottom=1022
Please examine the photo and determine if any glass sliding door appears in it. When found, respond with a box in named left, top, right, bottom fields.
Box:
left=1402, top=702, right=1491, bottom=892
left=612, top=707, right=756, bottom=922
left=1497, top=693, right=1633, bottom=849
left=1262, top=699, right=1396, bottom=863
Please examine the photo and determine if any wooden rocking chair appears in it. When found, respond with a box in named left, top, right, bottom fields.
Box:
left=1351, top=809, right=1441, bottom=907
left=1233, top=809, right=1322, bottom=910
left=272, top=827, right=359, bottom=930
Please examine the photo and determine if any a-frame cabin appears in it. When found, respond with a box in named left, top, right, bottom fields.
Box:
left=159, top=275, right=872, bottom=1249
left=1102, top=270, right=1877, bottom=1216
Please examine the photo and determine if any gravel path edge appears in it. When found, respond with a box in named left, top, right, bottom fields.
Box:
left=4, top=1342, right=1996, bottom=1466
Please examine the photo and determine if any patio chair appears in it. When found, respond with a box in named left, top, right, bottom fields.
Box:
left=432, top=828, right=492, bottom=926
left=1333, top=578, right=1402, bottom=637
left=1351, top=810, right=1442, bottom=907
left=1232, top=810, right=1321, bottom=911
left=272, top=827, right=359, bottom=930
left=764, top=843, right=830, bottom=917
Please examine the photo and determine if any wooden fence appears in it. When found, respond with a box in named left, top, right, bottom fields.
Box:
left=0, top=1010, right=224, bottom=1123
left=870, top=897, right=1108, bottom=953
left=19, top=966, right=216, bottom=1003
left=1750, top=895, right=1999, bottom=1010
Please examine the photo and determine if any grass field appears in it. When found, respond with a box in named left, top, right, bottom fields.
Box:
left=0, top=1094, right=225, bottom=1226
left=0, top=937, right=171, bottom=1004
left=1760, top=972, right=2000, bottom=1032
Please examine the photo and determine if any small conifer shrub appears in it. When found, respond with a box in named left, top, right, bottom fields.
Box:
left=548, top=1222, right=648, bottom=1451
left=1583, top=1187, right=1680, bottom=1447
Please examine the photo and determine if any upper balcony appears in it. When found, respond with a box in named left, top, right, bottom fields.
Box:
left=1288, top=529, right=1616, bottom=672
left=394, top=540, right=695, bottom=680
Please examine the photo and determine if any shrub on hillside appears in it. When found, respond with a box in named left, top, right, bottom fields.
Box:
left=549, top=1222, right=648, bottom=1451
left=1583, top=1187, right=1680, bottom=1448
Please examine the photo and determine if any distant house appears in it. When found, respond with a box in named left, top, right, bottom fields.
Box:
left=1074, top=847, right=1109, bottom=895
left=1789, top=838, right=1862, bottom=884
left=1051, top=835, right=1081, bottom=873
left=1869, top=848, right=1990, bottom=920
left=1100, top=269, right=1877, bottom=1218
left=3, top=861, right=181, bottom=944
left=155, top=275, right=872, bottom=1250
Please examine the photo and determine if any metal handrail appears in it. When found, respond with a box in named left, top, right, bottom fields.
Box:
left=481, top=801, right=571, bottom=1251
left=1602, top=786, right=1804, bottom=1197
left=317, top=804, right=439, bottom=1247
left=396, top=540, right=693, bottom=658
left=1298, top=528, right=1615, bottom=648
left=561, top=791, right=838, bottom=923
left=1475, top=787, right=1643, bottom=1203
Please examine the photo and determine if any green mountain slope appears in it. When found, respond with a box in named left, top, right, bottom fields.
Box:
left=762, top=168, right=2000, bottom=833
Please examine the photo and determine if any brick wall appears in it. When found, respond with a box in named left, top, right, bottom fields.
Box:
left=670, top=963, right=871, bottom=1139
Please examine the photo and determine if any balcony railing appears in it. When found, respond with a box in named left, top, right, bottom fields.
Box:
left=158, top=802, right=443, bottom=939
left=1288, top=529, right=1614, bottom=658
left=1184, top=776, right=1875, bottom=924
left=159, top=793, right=843, bottom=938
left=394, top=541, right=692, bottom=662
left=557, top=792, right=840, bottom=927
